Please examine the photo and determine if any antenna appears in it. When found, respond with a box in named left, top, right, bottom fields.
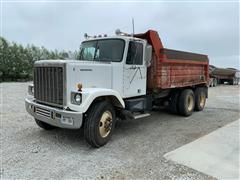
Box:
left=132, top=18, right=135, bottom=37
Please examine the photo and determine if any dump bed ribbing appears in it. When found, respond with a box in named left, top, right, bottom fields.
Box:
left=134, top=30, right=209, bottom=90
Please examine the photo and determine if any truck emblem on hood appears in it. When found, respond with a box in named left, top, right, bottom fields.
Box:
left=80, top=69, right=93, bottom=71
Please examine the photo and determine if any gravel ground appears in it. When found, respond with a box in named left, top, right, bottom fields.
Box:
left=1, top=82, right=239, bottom=179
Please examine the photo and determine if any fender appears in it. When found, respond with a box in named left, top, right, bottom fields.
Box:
left=68, top=88, right=125, bottom=113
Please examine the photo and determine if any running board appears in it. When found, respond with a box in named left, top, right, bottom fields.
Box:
left=133, top=113, right=151, bottom=119
left=120, top=110, right=151, bottom=120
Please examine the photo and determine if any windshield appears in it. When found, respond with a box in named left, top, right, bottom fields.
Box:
left=78, top=39, right=125, bottom=62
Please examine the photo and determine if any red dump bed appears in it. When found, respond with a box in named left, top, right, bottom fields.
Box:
left=134, top=30, right=209, bottom=90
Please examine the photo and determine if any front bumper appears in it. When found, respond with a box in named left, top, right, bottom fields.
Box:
left=25, top=97, right=83, bottom=129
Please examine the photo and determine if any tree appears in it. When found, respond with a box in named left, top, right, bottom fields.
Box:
left=0, top=37, right=12, bottom=80
left=0, top=36, right=80, bottom=81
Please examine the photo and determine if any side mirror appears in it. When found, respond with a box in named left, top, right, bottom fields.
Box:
left=145, top=45, right=152, bottom=67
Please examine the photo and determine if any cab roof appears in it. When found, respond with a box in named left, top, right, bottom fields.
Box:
left=82, top=35, right=145, bottom=43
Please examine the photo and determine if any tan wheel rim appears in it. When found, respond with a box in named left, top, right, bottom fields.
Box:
left=187, top=95, right=194, bottom=112
left=199, top=94, right=206, bottom=108
left=99, top=111, right=113, bottom=138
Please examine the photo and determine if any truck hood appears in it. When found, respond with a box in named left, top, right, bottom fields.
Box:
left=35, top=59, right=112, bottom=89
left=66, top=60, right=112, bottom=89
left=35, top=59, right=112, bottom=66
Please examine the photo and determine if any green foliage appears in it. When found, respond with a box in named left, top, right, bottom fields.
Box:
left=0, top=37, right=76, bottom=81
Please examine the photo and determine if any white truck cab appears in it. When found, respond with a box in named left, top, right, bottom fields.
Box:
left=77, top=36, right=151, bottom=98
left=25, top=34, right=152, bottom=147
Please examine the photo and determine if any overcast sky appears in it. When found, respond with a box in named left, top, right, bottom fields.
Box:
left=1, top=1, right=239, bottom=68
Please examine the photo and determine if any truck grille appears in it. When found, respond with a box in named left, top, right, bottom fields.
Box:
left=34, top=66, right=64, bottom=107
left=35, top=107, right=51, bottom=118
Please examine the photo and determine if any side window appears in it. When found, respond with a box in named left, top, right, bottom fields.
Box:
left=79, top=41, right=97, bottom=61
left=126, top=41, right=143, bottom=65
left=82, top=47, right=96, bottom=60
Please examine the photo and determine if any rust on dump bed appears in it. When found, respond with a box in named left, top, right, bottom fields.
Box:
left=134, top=30, right=209, bottom=90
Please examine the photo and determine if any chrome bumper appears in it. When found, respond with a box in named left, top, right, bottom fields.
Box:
left=25, top=97, right=83, bottom=129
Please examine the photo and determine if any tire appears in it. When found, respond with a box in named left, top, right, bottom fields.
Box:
left=84, top=101, right=116, bottom=148
left=194, top=88, right=206, bottom=111
left=178, top=89, right=195, bottom=117
left=168, top=90, right=180, bottom=114
left=35, top=119, right=56, bottom=130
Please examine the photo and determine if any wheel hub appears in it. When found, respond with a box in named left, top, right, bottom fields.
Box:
left=199, top=94, right=205, bottom=107
left=187, top=95, right=194, bottom=112
left=99, top=111, right=113, bottom=138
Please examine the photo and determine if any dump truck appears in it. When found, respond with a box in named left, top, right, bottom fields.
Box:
left=209, top=65, right=239, bottom=86
left=209, top=65, right=219, bottom=87
left=25, top=30, right=209, bottom=147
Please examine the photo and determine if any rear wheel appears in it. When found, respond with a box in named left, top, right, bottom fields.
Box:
left=35, top=119, right=56, bottom=130
left=194, top=88, right=206, bottom=111
left=178, top=89, right=195, bottom=116
left=84, top=101, right=116, bottom=148
left=168, top=90, right=180, bottom=114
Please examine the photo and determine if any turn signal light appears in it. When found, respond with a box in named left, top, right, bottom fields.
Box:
left=77, top=83, right=83, bottom=91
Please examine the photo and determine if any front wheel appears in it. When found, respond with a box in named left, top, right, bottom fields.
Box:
left=84, top=101, right=116, bottom=148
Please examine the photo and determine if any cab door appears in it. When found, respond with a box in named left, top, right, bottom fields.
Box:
left=123, top=40, right=147, bottom=98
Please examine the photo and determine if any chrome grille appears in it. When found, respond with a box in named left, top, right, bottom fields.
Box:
left=35, top=107, right=51, bottom=118
left=34, top=66, right=64, bottom=106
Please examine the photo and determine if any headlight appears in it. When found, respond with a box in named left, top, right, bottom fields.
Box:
left=71, top=92, right=82, bottom=105
left=28, top=85, right=34, bottom=96
left=75, top=94, right=81, bottom=103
